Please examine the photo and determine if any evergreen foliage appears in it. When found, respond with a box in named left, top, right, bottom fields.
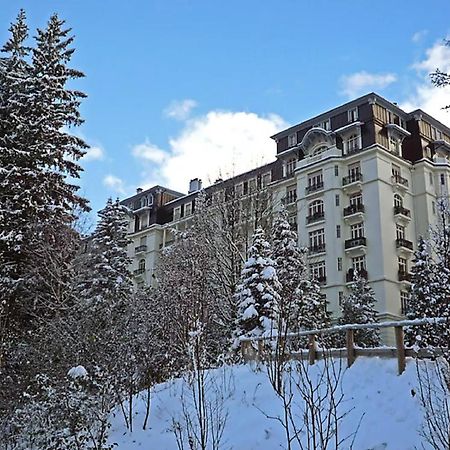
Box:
left=234, top=227, right=281, bottom=340
left=339, top=271, right=380, bottom=348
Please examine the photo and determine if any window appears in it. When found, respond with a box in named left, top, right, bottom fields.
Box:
left=286, top=158, right=297, bottom=176
left=351, top=222, right=365, bottom=239
left=138, top=259, right=146, bottom=270
left=348, top=107, right=358, bottom=123
left=348, top=162, right=361, bottom=181
left=350, top=192, right=363, bottom=206
left=312, top=145, right=327, bottom=156
left=286, top=186, right=297, bottom=204
left=335, top=194, right=340, bottom=206
left=334, top=165, right=339, bottom=176
left=441, top=174, right=446, bottom=185
left=396, top=224, right=405, bottom=240
left=309, top=228, right=325, bottom=249
left=394, top=194, right=403, bottom=208
left=392, top=164, right=401, bottom=178
left=185, top=202, right=192, bottom=216
left=141, top=196, right=148, bottom=208
left=337, top=257, right=342, bottom=271
left=338, top=291, right=344, bottom=306
left=308, top=199, right=324, bottom=217
left=352, top=255, right=366, bottom=272
left=262, top=172, right=271, bottom=187
left=389, top=136, right=400, bottom=154
left=174, top=206, right=181, bottom=220
left=288, top=215, right=297, bottom=230
left=288, top=133, right=297, bottom=147
left=429, top=172, right=433, bottom=185
left=308, top=170, right=323, bottom=188
left=148, top=194, right=154, bottom=205
left=235, top=183, right=243, bottom=196
left=345, top=134, right=359, bottom=153
left=243, top=181, right=249, bottom=195
left=398, top=257, right=407, bottom=274
left=249, top=178, right=256, bottom=193
left=310, top=261, right=326, bottom=281
left=322, top=119, right=331, bottom=131
left=432, top=201, right=436, bottom=215
left=336, top=225, right=341, bottom=238
left=401, top=291, right=409, bottom=315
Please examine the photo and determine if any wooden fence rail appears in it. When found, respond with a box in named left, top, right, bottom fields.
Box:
left=240, top=317, right=448, bottom=375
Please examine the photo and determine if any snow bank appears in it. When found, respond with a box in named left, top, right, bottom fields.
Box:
left=108, top=357, right=433, bottom=449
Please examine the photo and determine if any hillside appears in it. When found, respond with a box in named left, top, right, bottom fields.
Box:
left=108, top=357, right=434, bottom=449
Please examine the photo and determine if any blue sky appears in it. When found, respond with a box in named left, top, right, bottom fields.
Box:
left=2, top=0, right=450, bottom=217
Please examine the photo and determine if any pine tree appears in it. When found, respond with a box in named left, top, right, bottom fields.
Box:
left=77, top=198, right=133, bottom=313
left=234, top=227, right=281, bottom=341
left=339, top=271, right=380, bottom=348
left=271, top=209, right=308, bottom=335
left=405, top=237, right=449, bottom=348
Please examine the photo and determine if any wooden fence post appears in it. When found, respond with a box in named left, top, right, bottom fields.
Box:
left=346, top=329, right=355, bottom=368
left=395, top=326, right=406, bottom=375
left=308, top=334, right=316, bottom=365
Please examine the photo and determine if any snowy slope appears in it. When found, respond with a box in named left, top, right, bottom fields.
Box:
left=108, top=357, right=432, bottom=449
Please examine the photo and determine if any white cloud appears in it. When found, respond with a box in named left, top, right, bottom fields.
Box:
left=132, top=110, right=289, bottom=193
left=82, top=145, right=105, bottom=162
left=412, top=30, right=428, bottom=43
left=340, top=71, right=397, bottom=98
left=164, top=99, right=198, bottom=120
left=400, top=39, right=450, bottom=127
left=132, top=140, right=167, bottom=163
left=103, top=174, right=126, bottom=195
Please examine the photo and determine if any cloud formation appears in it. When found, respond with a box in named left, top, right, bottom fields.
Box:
left=340, top=71, right=397, bottom=98
left=132, top=110, right=288, bottom=193
left=411, top=30, right=428, bottom=43
left=164, top=99, right=198, bottom=120
left=401, top=39, right=450, bottom=127
left=103, top=174, right=126, bottom=195
left=82, top=145, right=105, bottom=162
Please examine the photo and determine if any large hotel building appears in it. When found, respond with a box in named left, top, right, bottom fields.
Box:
left=121, top=92, right=450, bottom=324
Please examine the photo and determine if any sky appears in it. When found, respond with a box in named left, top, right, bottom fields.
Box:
left=2, top=0, right=450, bottom=217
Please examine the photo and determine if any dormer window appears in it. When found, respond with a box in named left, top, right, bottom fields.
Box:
left=312, top=145, right=327, bottom=156
left=286, top=158, right=297, bottom=176
left=288, top=133, right=297, bottom=148
left=348, top=107, right=358, bottom=123
left=345, top=134, right=360, bottom=153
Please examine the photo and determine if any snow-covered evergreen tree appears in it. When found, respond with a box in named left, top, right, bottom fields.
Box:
left=339, top=271, right=380, bottom=348
left=405, top=237, right=449, bottom=348
left=234, top=227, right=281, bottom=341
left=271, top=209, right=308, bottom=335
left=77, top=198, right=132, bottom=311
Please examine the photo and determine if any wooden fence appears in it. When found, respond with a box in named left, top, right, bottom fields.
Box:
left=240, top=317, right=448, bottom=375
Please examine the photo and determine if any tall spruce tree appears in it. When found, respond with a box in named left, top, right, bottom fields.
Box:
left=234, top=227, right=281, bottom=341
left=339, top=271, right=380, bottom=348
left=405, top=237, right=449, bottom=348
left=271, top=209, right=308, bottom=335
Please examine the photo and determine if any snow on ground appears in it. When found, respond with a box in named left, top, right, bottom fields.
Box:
left=108, top=357, right=432, bottom=449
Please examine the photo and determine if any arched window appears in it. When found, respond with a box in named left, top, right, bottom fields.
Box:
left=312, top=145, right=327, bottom=156
left=309, top=199, right=324, bottom=217
left=394, top=194, right=403, bottom=208
left=138, top=259, right=146, bottom=271
left=141, top=196, right=148, bottom=208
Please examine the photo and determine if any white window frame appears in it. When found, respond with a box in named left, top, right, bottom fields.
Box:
left=350, top=222, right=365, bottom=239
left=396, top=224, right=405, bottom=240
left=348, top=107, right=358, bottom=123
left=308, top=199, right=324, bottom=216
left=352, top=255, right=366, bottom=272
left=309, top=228, right=325, bottom=248
left=286, top=186, right=297, bottom=205
left=310, top=260, right=326, bottom=280
left=288, top=133, right=297, bottom=148
left=286, top=158, right=297, bottom=176
left=308, top=170, right=323, bottom=188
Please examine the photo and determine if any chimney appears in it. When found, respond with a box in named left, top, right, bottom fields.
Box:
left=188, top=178, right=202, bottom=193
left=136, top=187, right=143, bottom=194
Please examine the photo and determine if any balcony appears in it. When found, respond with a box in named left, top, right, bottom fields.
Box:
left=398, top=271, right=412, bottom=282
left=305, top=181, right=324, bottom=195
left=391, top=174, right=409, bottom=190
left=133, top=268, right=146, bottom=276
left=308, top=243, right=326, bottom=255
left=393, top=206, right=410, bottom=218
left=306, top=211, right=325, bottom=224
left=345, top=236, right=367, bottom=250
left=346, top=268, right=368, bottom=283
left=342, top=172, right=363, bottom=186
left=396, top=238, right=413, bottom=251
left=316, top=276, right=327, bottom=285
left=343, top=203, right=365, bottom=217
left=135, top=245, right=148, bottom=254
